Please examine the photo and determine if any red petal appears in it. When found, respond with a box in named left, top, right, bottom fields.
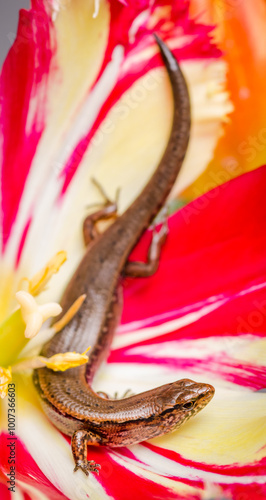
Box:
left=81, top=445, right=191, bottom=500
left=145, top=442, right=266, bottom=478
left=0, top=3, right=54, bottom=252
left=0, top=433, right=68, bottom=500
left=60, top=0, right=221, bottom=193
left=0, top=483, right=11, bottom=500
left=121, top=165, right=266, bottom=329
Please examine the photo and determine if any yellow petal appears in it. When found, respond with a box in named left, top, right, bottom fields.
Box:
left=0, top=366, right=12, bottom=398
left=38, top=347, right=90, bottom=372
left=64, top=60, right=232, bottom=229
left=151, top=389, right=266, bottom=466
left=0, top=266, right=15, bottom=323
left=0, top=309, right=31, bottom=367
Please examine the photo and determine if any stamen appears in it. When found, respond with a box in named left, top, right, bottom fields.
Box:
left=38, top=347, right=91, bottom=371
left=12, top=347, right=90, bottom=373
left=0, top=366, right=12, bottom=398
left=53, top=294, right=86, bottom=333
left=18, top=251, right=67, bottom=297
left=16, top=291, right=62, bottom=339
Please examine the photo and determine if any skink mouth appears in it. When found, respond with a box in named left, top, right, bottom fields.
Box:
left=205, top=383, right=215, bottom=398
left=198, top=384, right=215, bottom=405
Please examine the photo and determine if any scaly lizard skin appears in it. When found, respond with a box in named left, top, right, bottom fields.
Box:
left=33, top=36, right=214, bottom=476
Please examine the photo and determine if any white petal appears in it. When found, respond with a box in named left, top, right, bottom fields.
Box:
left=16, top=376, right=109, bottom=500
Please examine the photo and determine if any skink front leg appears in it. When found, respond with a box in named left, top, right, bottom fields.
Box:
left=123, top=218, right=168, bottom=277
left=83, top=205, right=118, bottom=245
left=83, top=178, right=119, bottom=246
left=72, top=430, right=101, bottom=476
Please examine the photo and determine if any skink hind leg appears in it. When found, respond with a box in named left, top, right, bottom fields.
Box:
left=123, top=216, right=168, bottom=277
left=115, top=388, right=135, bottom=399
left=83, top=178, right=119, bottom=246
left=72, top=430, right=101, bottom=476
left=97, top=388, right=135, bottom=399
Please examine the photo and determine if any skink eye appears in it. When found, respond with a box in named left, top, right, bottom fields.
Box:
left=183, top=401, right=194, bottom=410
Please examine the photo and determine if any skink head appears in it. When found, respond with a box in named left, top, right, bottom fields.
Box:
left=154, top=378, right=214, bottom=431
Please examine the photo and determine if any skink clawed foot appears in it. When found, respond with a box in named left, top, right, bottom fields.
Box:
left=83, top=178, right=120, bottom=246
left=71, top=429, right=101, bottom=476
left=115, top=388, right=135, bottom=399
left=123, top=211, right=169, bottom=278
left=152, top=218, right=168, bottom=246
left=97, top=388, right=135, bottom=399
left=152, top=205, right=169, bottom=239
left=91, top=177, right=120, bottom=209
left=74, top=460, right=101, bottom=476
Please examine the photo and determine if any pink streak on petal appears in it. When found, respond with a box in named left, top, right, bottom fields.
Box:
left=63, top=434, right=198, bottom=500
left=89, top=447, right=195, bottom=500
left=110, top=347, right=266, bottom=390
left=0, top=433, right=68, bottom=500
left=102, top=446, right=202, bottom=490
left=60, top=0, right=221, bottom=194
left=15, top=217, right=32, bottom=267
left=121, top=165, right=266, bottom=328
left=109, top=285, right=266, bottom=389
left=144, top=443, right=266, bottom=478
left=142, top=443, right=266, bottom=499
left=114, top=283, right=266, bottom=362
left=136, top=284, right=266, bottom=344
left=0, top=2, right=54, bottom=252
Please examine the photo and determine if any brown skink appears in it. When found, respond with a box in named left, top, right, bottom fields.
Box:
left=33, top=36, right=214, bottom=476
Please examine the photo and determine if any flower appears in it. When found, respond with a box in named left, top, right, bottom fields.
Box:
left=186, top=0, right=266, bottom=199
left=0, top=1, right=265, bottom=500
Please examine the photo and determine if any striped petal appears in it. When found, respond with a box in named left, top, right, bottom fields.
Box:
left=1, top=1, right=262, bottom=500
left=0, top=0, right=230, bottom=319
left=120, top=164, right=266, bottom=329
left=186, top=0, right=266, bottom=199
left=101, top=167, right=266, bottom=499
left=5, top=168, right=263, bottom=500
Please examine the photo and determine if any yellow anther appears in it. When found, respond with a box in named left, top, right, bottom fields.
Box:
left=38, top=347, right=90, bottom=372
left=53, top=294, right=86, bottom=333
left=18, top=251, right=67, bottom=296
left=0, top=366, right=12, bottom=399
